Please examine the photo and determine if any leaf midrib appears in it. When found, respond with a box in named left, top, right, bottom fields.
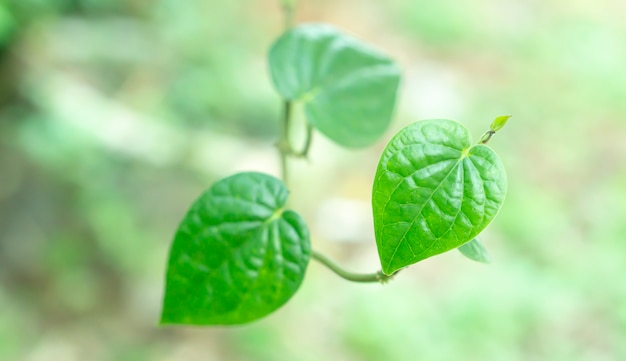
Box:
left=384, top=149, right=469, bottom=272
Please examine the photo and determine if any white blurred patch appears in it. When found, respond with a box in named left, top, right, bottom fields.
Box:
left=34, top=74, right=185, bottom=167
left=188, top=133, right=277, bottom=177
left=27, top=73, right=279, bottom=177
left=315, top=198, right=374, bottom=244
left=402, top=62, right=464, bottom=120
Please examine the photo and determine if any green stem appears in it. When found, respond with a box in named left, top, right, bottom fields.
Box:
left=276, top=0, right=390, bottom=285
left=311, top=250, right=395, bottom=283
left=479, top=130, right=495, bottom=145
left=279, top=147, right=288, bottom=184
left=293, top=123, right=313, bottom=158
left=277, top=100, right=292, bottom=184
left=479, top=115, right=511, bottom=145
left=277, top=0, right=296, bottom=184
left=281, top=0, right=296, bottom=30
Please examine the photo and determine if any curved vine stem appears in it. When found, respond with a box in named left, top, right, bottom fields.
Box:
left=276, top=0, right=392, bottom=284
left=277, top=101, right=292, bottom=183
left=281, top=0, right=296, bottom=30
left=292, top=123, right=313, bottom=157
left=311, top=250, right=395, bottom=284
left=276, top=0, right=298, bottom=185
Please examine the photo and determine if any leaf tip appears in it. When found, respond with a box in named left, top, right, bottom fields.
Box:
left=490, top=115, right=511, bottom=132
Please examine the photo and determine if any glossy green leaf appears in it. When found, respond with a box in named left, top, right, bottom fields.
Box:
left=458, top=237, right=491, bottom=264
left=161, top=172, right=310, bottom=325
left=269, top=24, right=401, bottom=148
left=372, top=119, right=507, bottom=275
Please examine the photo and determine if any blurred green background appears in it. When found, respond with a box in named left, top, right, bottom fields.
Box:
left=1, top=0, right=625, bottom=360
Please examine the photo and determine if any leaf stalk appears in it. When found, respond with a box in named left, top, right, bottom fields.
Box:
left=281, top=0, right=296, bottom=30
left=479, top=115, right=511, bottom=145
left=311, top=250, right=395, bottom=283
left=277, top=0, right=388, bottom=285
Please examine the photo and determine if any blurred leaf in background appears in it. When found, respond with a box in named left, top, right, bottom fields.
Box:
left=1, top=0, right=625, bottom=360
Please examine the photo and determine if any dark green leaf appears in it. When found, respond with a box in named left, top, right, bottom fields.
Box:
left=372, top=119, right=507, bottom=274
left=269, top=24, right=401, bottom=148
left=458, top=237, right=491, bottom=263
left=161, top=172, right=310, bottom=325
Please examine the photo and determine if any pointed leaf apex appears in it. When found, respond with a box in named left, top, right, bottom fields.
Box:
left=490, top=115, right=511, bottom=132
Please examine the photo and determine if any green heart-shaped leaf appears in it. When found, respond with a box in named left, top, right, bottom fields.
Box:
left=269, top=24, right=401, bottom=148
left=372, top=119, right=507, bottom=275
left=161, top=172, right=310, bottom=325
